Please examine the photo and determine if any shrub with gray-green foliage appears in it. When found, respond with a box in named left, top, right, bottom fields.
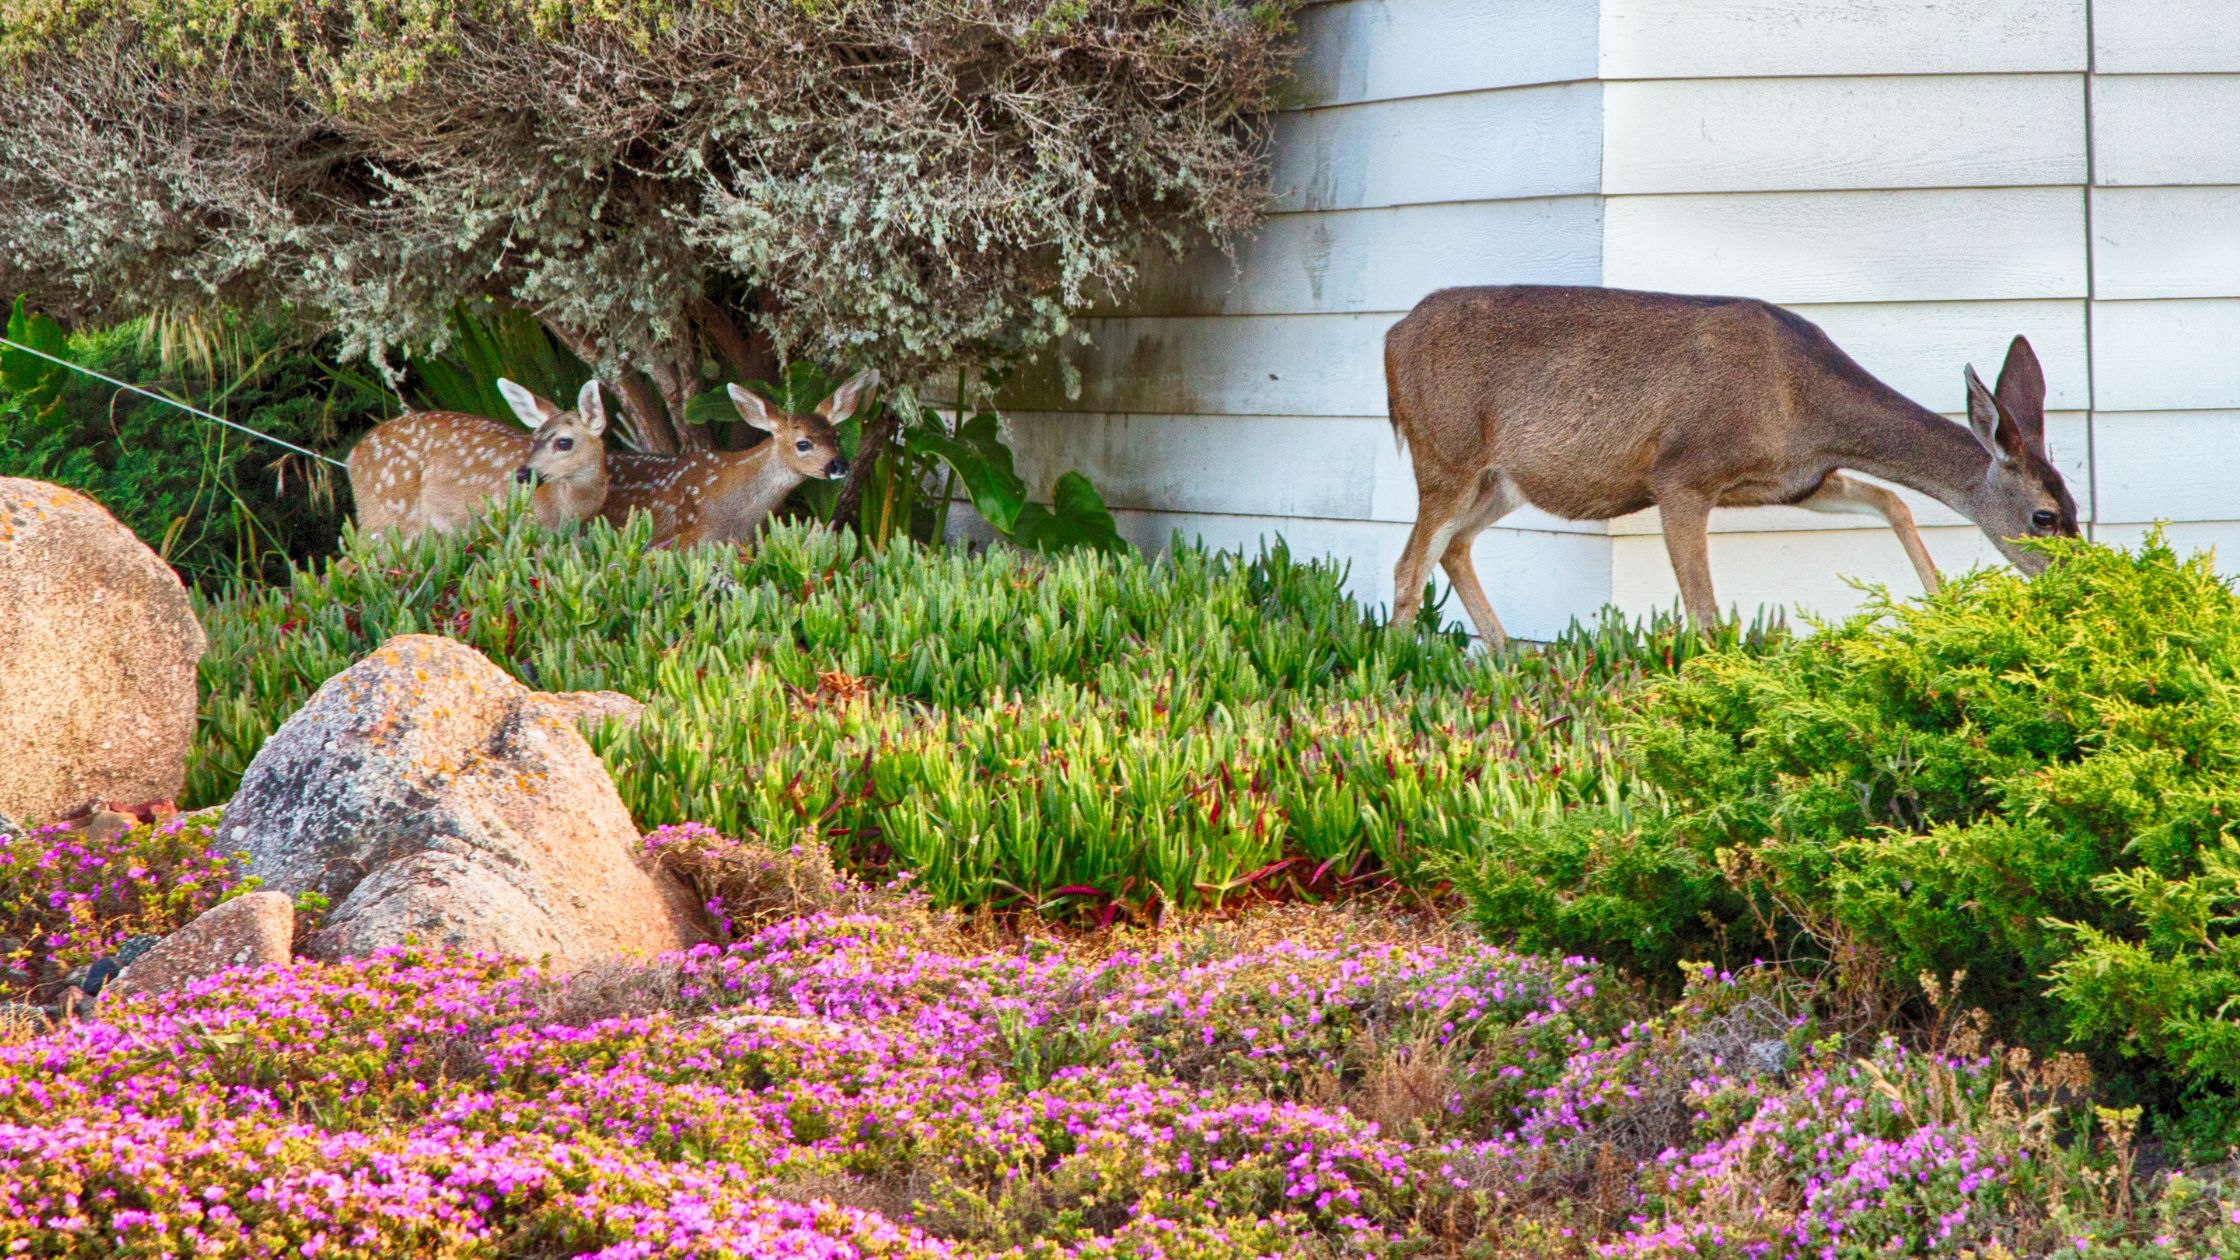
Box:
left=0, top=0, right=1300, bottom=452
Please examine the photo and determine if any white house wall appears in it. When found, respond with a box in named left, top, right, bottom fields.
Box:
left=1003, top=0, right=2240, bottom=637
left=2092, top=0, right=2240, bottom=570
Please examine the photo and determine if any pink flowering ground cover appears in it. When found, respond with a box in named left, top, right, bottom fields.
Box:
left=3, top=820, right=2237, bottom=1258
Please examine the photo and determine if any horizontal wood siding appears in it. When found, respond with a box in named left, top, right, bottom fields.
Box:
left=2086, top=21, right=2240, bottom=579
left=1269, top=83, right=1602, bottom=213
left=1610, top=524, right=2026, bottom=622
left=1291, top=0, right=1598, bottom=107
left=1115, top=197, right=1603, bottom=318
left=1598, top=0, right=2085, bottom=80
left=2092, top=187, right=2240, bottom=299
left=1602, top=188, right=2087, bottom=303
left=1602, top=75, right=2084, bottom=194
left=2091, top=75, right=2240, bottom=184
left=2092, top=0, right=2240, bottom=73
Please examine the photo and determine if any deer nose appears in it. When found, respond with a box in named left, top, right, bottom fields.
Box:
left=515, top=467, right=538, bottom=486
left=825, top=457, right=849, bottom=479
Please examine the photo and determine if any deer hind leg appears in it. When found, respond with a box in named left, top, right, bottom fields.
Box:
left=1656, top=491, right=1721, bottom=634
left=1438, top=472, right=1524, bottom=648
left=1797, top=473, right=1941, bottom=595
left=1392, top=478, right=1475, bottom=629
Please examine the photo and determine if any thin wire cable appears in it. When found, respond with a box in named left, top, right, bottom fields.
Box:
left=0, top=335, right=349, bottom=468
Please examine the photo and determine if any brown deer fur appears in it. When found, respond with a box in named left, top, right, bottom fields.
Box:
left=1385, top=286, right=2081, bottom=646
left=600, top=369, right=876, bottom=548
left=348, top=379, right=610, bottom=540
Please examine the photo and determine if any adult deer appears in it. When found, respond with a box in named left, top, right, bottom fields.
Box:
left=601, top=369, right=875, bottom=547
left=1386, top=286, right=2080, bottom=647
left=349, top=380, right=610, bottom=539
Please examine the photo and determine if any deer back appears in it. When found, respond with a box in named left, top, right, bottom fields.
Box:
left=348, top=411, right=534, bottom=538
left=1386, top=286, right=1846, bottom=521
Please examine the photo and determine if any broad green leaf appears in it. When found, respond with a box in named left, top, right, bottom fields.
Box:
left=1011, top=470, right=1128, bottom=555
left=905, top=408, right=1026, bottom=532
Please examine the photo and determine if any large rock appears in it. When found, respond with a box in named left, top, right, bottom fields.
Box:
left=106, top=892, right=295, bottom=1001
left=219, top=635, right=696, bottom=967
left=0, top=478, right=206, bottom=824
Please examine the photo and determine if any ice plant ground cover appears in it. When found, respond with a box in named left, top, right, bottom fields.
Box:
left=192, top=511, right=1769, bottom=921
left=3, top=823, right=2236, bottom=1258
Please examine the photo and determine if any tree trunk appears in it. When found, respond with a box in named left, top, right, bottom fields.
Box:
left=692, top=298, right=779, bottom=448
left=829, top=406, right=897, bottom=533
left=541, top=319, right=685, bottom=455
left=644, top=345, right=708, bottom=452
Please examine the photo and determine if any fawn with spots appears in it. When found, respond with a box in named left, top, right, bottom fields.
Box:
left=348, top=380, right=610, bottom=539
left=1386, top=285, right=2081, bottom=647
left=601, top=368, right=876, bottom=548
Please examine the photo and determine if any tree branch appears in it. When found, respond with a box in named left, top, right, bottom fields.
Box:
left=541, top=318, right=682, bottom=455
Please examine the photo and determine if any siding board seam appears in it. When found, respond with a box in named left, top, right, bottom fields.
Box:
left=2084, top=0, right=2102, bottom=538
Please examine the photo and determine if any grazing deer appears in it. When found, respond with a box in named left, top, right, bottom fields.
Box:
left=601, top=369, right=875, bottom=547
left=1386, top=286, right=2080, bottom=646
left=349, top=380, right=610, bottom=539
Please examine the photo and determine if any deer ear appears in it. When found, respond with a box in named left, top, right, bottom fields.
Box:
left=728, top=383, right=778, bottom=433
left=820, top=368, right=881, bottom=425
left=1964, top=365, right=2015, bottom=465
left=574, top=380, right=608, bottom=437
left=497, top=378, right=558, bottom=430
left=1994, top=334, right=2047, bottom=454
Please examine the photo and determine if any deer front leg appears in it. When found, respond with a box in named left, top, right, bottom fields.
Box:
left=1798, top=473, right=1941, bottom=595
left=1656, top=492, right=1721, bottom=635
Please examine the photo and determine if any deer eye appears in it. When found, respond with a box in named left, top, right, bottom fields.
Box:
left=795, top=439, right=814, bottom=453
left=555, top=438, right=574, bottom=452
left=2031, top=509, right=2057, bottom=530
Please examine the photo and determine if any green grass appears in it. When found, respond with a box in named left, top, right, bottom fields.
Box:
left=194, top=509, right=1774, bottom=918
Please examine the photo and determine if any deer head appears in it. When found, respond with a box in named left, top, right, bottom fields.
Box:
left=496, top=378, right=610, bottom=529
left=724, top=368, right=879, bottom=482
left=1959, top=336, right=2080, bottom=575
left=499, top=378, right=609, bottom=491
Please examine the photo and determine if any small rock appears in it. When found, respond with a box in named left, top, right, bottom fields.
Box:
left=113, top=935, right=160, bottom=969
left=78, top=957, right=120, bottom=997
left=57, top=809, right=138, bottom=846
left=105, top=893, right=295, bottom=1001
left=1744, top=1038, right=1792, bottom=1076
left=0, top=811, right=20, bottom=839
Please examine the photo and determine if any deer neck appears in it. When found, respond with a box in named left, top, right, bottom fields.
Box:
left=533, top=464, right=609, bottom=527
left=1818, top=379, right=1992, bottom=520
left=722, top=442, right=809, bottom=523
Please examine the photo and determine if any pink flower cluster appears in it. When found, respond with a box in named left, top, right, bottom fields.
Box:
left=0, top=899, right=2225, bottom=1257
left=0, top=815, right=247, bottom=986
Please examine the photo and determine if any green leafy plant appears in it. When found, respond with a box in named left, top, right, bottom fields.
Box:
left=409, top=301, right=591, bottom=425
left=0, top=312, right=388, bottom=587
left=1459, top=530, right=2240, bottom=1147
left=0, top=296, right=67, bottom=418
left=192, top=509, right=1730, bottom=919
